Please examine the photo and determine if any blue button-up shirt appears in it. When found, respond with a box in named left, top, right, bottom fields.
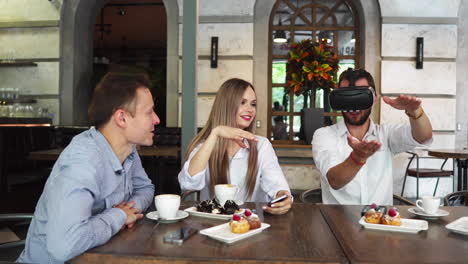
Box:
left=17, top=127, right=155, bottom=264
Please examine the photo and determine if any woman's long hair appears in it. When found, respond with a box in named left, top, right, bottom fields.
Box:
left=185, top=78, right=259, bottom=198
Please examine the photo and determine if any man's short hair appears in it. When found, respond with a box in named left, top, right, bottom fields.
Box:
left=88, top=73, right=150, bottom=129
left=338, top=68, right=376, bottom=91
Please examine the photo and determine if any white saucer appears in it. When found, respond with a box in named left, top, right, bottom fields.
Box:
left=146, top=210, right=189, bottom=223
left=408, top=207, right=449, bottom=219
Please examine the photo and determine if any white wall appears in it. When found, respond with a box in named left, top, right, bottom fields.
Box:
left=176, top=0, right=256, bottom=128
left=379, top=0, right=460, bottom=198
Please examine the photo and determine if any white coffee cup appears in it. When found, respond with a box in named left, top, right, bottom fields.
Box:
left=155, top=194, right=180, bottom=219
left=214, top=184, right=239, bottom=206
left=416, top=196, right=441, bottom=215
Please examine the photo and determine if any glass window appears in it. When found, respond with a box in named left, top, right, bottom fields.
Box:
left=269, top=0, right=360, bottom=143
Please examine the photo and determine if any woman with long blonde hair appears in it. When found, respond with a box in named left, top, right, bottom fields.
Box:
left=178, top=78, right=292, bottom=215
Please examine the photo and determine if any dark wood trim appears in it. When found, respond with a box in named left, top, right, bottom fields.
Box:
left=0, top=62, right=37, bottom=67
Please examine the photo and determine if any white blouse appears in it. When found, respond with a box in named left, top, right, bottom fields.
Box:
left=178, top=136, right=290, bottom=202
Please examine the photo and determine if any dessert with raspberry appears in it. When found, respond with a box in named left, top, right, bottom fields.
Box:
left=229, top=214, right=250, bottom=233
left=244, top=209, right=261, bottom=230
left=364, top=203, right=385, bottom=224
left=382, top=208, right=402, bottom=226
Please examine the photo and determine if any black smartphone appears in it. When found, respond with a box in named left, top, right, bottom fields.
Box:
left=268, top=194, right=289, bottom=206
left=163, top=227, right=197, bottom=245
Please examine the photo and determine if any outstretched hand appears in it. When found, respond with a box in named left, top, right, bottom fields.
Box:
left=213, top=126, right=258, bottom=148
left=346, top=134, right=381, bottom=163
left=382, top=95, right=421, bottom=112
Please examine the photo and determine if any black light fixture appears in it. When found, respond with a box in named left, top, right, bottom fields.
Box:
left=210, top=37, right=218, bottom=68
left=416, top=37, right=424, bottom=69
left=273, top=18, right=287, bottom=43
left=118, top=8, right=126, bottom=16
left=318, top=31, right=331, bottom=44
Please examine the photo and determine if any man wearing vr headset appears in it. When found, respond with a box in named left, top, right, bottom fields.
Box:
left=312, top=68, right=433, bottom=205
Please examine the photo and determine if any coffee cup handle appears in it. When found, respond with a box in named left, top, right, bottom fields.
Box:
left=416, top=200, right=424, bottom=211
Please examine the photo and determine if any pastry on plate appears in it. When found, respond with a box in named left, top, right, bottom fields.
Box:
left=229, top=214, right=250, bottom=234
left=364, top=203, right=384, bottom=224
left=382, top=208, right=401, bottom=226
left=244, top=209, right=261, bottom=230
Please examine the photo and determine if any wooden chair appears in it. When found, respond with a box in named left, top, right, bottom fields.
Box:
left=401, top=151, right=453, bottom=199
left=300, top=188, right=415, bottom=206
left=444, top=191, right=468, bottom=206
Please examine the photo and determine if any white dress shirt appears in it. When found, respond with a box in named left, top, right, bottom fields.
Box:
left=312, top=120, right=432, bottom=205
left=178, top=136, right=290, bottom=202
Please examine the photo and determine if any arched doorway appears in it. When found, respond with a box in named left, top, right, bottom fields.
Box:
left=59, top=0, right=179, bottom=126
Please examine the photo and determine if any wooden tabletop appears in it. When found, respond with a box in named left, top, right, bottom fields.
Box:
left=427, top=149, right=468, bottom=159
left=29, top=145, right=180, bottom=161
left=320, top=205, right=468, bottom=264
left=71, top=202, right=348, bottom=264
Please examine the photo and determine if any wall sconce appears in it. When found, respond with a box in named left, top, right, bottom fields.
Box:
left=273, top=18, right=287, bottom=43
left=416, top=37, right=423, bottom=69
left=210, top=37, right=218, bottom=68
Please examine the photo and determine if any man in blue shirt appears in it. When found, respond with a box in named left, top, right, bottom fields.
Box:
left=17, top=73, right=159, bottom=263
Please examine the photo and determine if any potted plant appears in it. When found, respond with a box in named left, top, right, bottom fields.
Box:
left=286, top=39, right=339, bottom=143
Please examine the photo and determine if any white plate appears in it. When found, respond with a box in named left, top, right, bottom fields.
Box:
left=200, top=222, right=270, bottom=244
left=408, top=207, right=449, bottom=219
left=184, top=207, right=245, bottom=220
left=446, top=217, right=468, bottom=235
left=359, top=216, right=428, bottom=233
left=146, top=210, right=189, bottom=223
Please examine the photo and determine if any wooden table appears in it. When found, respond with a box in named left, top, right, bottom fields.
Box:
left=428, top=149, right=468, bottom=191
left=29, top=145, right=180, bottom=161
left=320, top=205, right=468, bottom=264
left=71, top=203, right=348, bottom=264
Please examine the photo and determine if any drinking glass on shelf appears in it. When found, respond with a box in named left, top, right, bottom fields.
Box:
left=0, top=88, right=5, bottom=101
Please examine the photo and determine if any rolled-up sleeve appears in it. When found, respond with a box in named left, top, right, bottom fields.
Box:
left=387, top=124, right=433, bottom=154
left=178, top=143, right=208, bottom=191
left=257, top=138, right=290, bottom=199
left=129, top=154, right=155, bottom=212
left=312, top=127, right=344, bottom=185
left=45, top=164, right=126, bottom=262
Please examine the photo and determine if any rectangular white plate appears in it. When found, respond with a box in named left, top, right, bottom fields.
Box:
left=200, top=222, right=270, bottom=244
left=359, top=216, right=428, bottom=233
left=446, top=217, right=468, bottom=235
left=184, top=207, right=244, bottom=220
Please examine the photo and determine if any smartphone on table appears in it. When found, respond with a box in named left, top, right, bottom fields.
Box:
left=163, top=227, right=197, bottom=245
left=268, top=194, right=289, bottom=207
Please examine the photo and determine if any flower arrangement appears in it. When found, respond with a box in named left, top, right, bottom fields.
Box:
left=286, top=39, right=339, bottom=96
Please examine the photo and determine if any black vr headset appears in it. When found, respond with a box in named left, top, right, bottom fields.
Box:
left=329, top=86, right=375, bottom=112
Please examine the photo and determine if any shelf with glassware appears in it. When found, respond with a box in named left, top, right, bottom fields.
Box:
left=0, top=88, right=51, bottom=121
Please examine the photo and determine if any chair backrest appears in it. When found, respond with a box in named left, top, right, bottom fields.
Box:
left=300, top=188, right=322, bottom=204
left=444, top=191, right=468, bottom=206
left=0, top=214, right=32, bottom=262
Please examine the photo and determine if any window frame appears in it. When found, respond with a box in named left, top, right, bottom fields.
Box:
left=268, top=0, right=361, bottom=144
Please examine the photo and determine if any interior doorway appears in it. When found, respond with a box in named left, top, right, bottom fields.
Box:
left=92, top=0, right=168, bottom=126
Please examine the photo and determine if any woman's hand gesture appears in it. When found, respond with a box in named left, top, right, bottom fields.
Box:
left=213, top=126, right=258, bottom=148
